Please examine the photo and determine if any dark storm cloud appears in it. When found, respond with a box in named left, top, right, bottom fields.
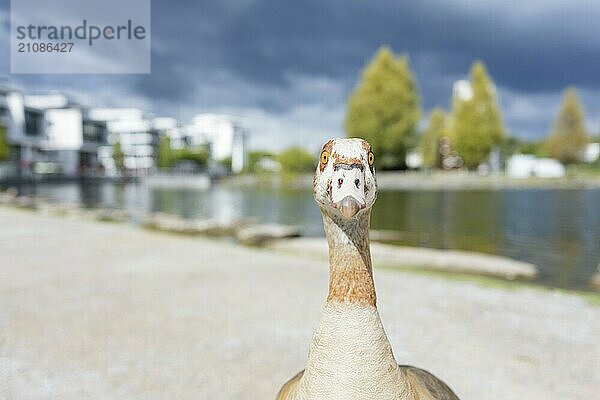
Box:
left=138, top=0, right=600, bottom=108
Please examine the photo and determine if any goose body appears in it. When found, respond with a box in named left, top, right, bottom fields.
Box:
left=277, top=138, right=459, bottom=400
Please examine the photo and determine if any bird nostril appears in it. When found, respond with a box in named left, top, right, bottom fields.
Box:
left=337, top=178, right=343, bottom=188
left=354, top=178, right=360, bottom=188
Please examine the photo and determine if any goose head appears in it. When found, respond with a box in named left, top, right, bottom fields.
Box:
left=313, top=138, right=378, bottom=220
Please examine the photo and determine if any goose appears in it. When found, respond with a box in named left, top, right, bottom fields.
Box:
left=277, top=138, right=460, bottom=400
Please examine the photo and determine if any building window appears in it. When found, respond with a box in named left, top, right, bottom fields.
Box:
left=25, top=110, right=43, bottom=136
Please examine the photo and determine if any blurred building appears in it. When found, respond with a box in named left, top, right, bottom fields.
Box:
left=1, top=83, right=250, bottom=179
left=506, top=155, right=566, bottom=178
left=583, top=142, right=600, bottom=163
left=0, top=89, right=107, bottom=178
left=453, top=78, right=497, bottom=101
left=453, top=80, right=474, bottom=101
left=255, top=156, right=281, bottom=172
left=88, top=108, right=156, bottom=175
left=153, top=117, right=184, bottom=149
left=187, top=113, right=247, bottom=173
left=90, top=111, right=249, bottom=175
left=0, top=85, right=27, bottom=178
left=405, top=151, right=423, bottom=169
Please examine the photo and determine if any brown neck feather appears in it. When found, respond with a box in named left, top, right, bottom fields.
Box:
left=321, top=209, right=376, bottom=307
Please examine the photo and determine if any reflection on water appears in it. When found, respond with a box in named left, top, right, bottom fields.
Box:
left=11, top=181, right=600, bottom=290
left=373, top=190, right=600, bottom=289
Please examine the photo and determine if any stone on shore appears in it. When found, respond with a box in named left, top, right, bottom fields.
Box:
left=235, top=223, right=302, bottom=245
left=143, top=212, right=234, bottom=236
left=13, top=195, right=36, bottom=209
left=93, top=208, right=130, bottom=223
left=0, top=187, right=17, bottom=204
left=268, top=237, right=538, bottom=280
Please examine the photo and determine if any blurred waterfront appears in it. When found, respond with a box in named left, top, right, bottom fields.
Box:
left=8, top=180, right=600, bottom=290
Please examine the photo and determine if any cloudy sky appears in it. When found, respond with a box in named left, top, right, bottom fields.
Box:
left=2, top=0, right=600, bottom=151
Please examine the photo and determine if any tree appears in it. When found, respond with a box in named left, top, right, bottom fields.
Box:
left=157, top=135, right=173, bottom=169
left=245, top=150, right=275, bottom=173
left=0, top=125, right=10, bottom=162
left=420, top=108, right=447, bottom=168
left=543, top=88, right=589, bottom=164
left=172, top=147, right=209, bottom=167
left=113, top=140, right=125, bottom=171
left=345, top=46, right=421, bottom=169
left=501, top=137, right=543, bottom=157
left=278, top=147, right=315, bottom=173
left=450, top=61, right=506, bottom=169
left=218, top=156, right=232, bottom=170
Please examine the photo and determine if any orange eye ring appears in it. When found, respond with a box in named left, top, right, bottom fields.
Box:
left=368, top=152, right=375, bottom=166
left=320, top=150, right=329, bottom=164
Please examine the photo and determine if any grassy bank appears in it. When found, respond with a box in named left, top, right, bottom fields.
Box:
left=224, top=171, right=600, bottom=190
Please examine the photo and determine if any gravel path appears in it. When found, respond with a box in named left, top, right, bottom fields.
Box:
left=0, top=207, right=598, bottom=399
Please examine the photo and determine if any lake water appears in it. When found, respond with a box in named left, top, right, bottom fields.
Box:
left=10, top=181, right=600, bottom=290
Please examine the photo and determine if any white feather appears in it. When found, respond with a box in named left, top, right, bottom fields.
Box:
left=290, top=303, right=412, bottom=399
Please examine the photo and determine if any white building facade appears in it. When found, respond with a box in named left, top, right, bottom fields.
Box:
left=0, top=90, right=107, bottom=177
left=88, top=108, right=156, bottom=175
left=506, top=155, right=566, bottom=178
left=188, top=113, right=246, bottom=173
left=1, top=86, right=250, bottom=178
left=583, top=142, right=600, bottom=163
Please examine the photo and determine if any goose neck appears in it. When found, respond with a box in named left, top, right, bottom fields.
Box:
left=321, top=210, right=376, bottom=307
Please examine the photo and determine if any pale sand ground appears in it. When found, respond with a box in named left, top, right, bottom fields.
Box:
left=0, top=207, right=598, bottom=400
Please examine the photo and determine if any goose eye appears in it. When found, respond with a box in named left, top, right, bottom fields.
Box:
left=368, top=152, right=375, bottom=166
left=320, top=150, right=329, bottom=164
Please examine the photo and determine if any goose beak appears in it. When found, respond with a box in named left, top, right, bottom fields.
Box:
left=330, top=163, right=367, bottom=219
left=337, top=195, right=362, bottom=218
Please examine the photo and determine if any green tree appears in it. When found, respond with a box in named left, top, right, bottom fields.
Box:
left=157, top=135, right=173, bottom=169
left=345, top=46, right=421, bottom=169
left=245, top=150, right=275, bottom=173
left=218, top=156, right=232, bottom=170
left=420, top=108, right=447, bottom=168
left=0, top=125, right=10, bottom=162
left=543, top=88, right=589, bottom=164
left=501, top=137, right=543, bottom=157
left=278, top=147, right=315, bottom=173
left=113, top=140, right=125, bottom=171
left=450, top=61, right=506, bottom=169
left=172, top=147, right=209, bottom=167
